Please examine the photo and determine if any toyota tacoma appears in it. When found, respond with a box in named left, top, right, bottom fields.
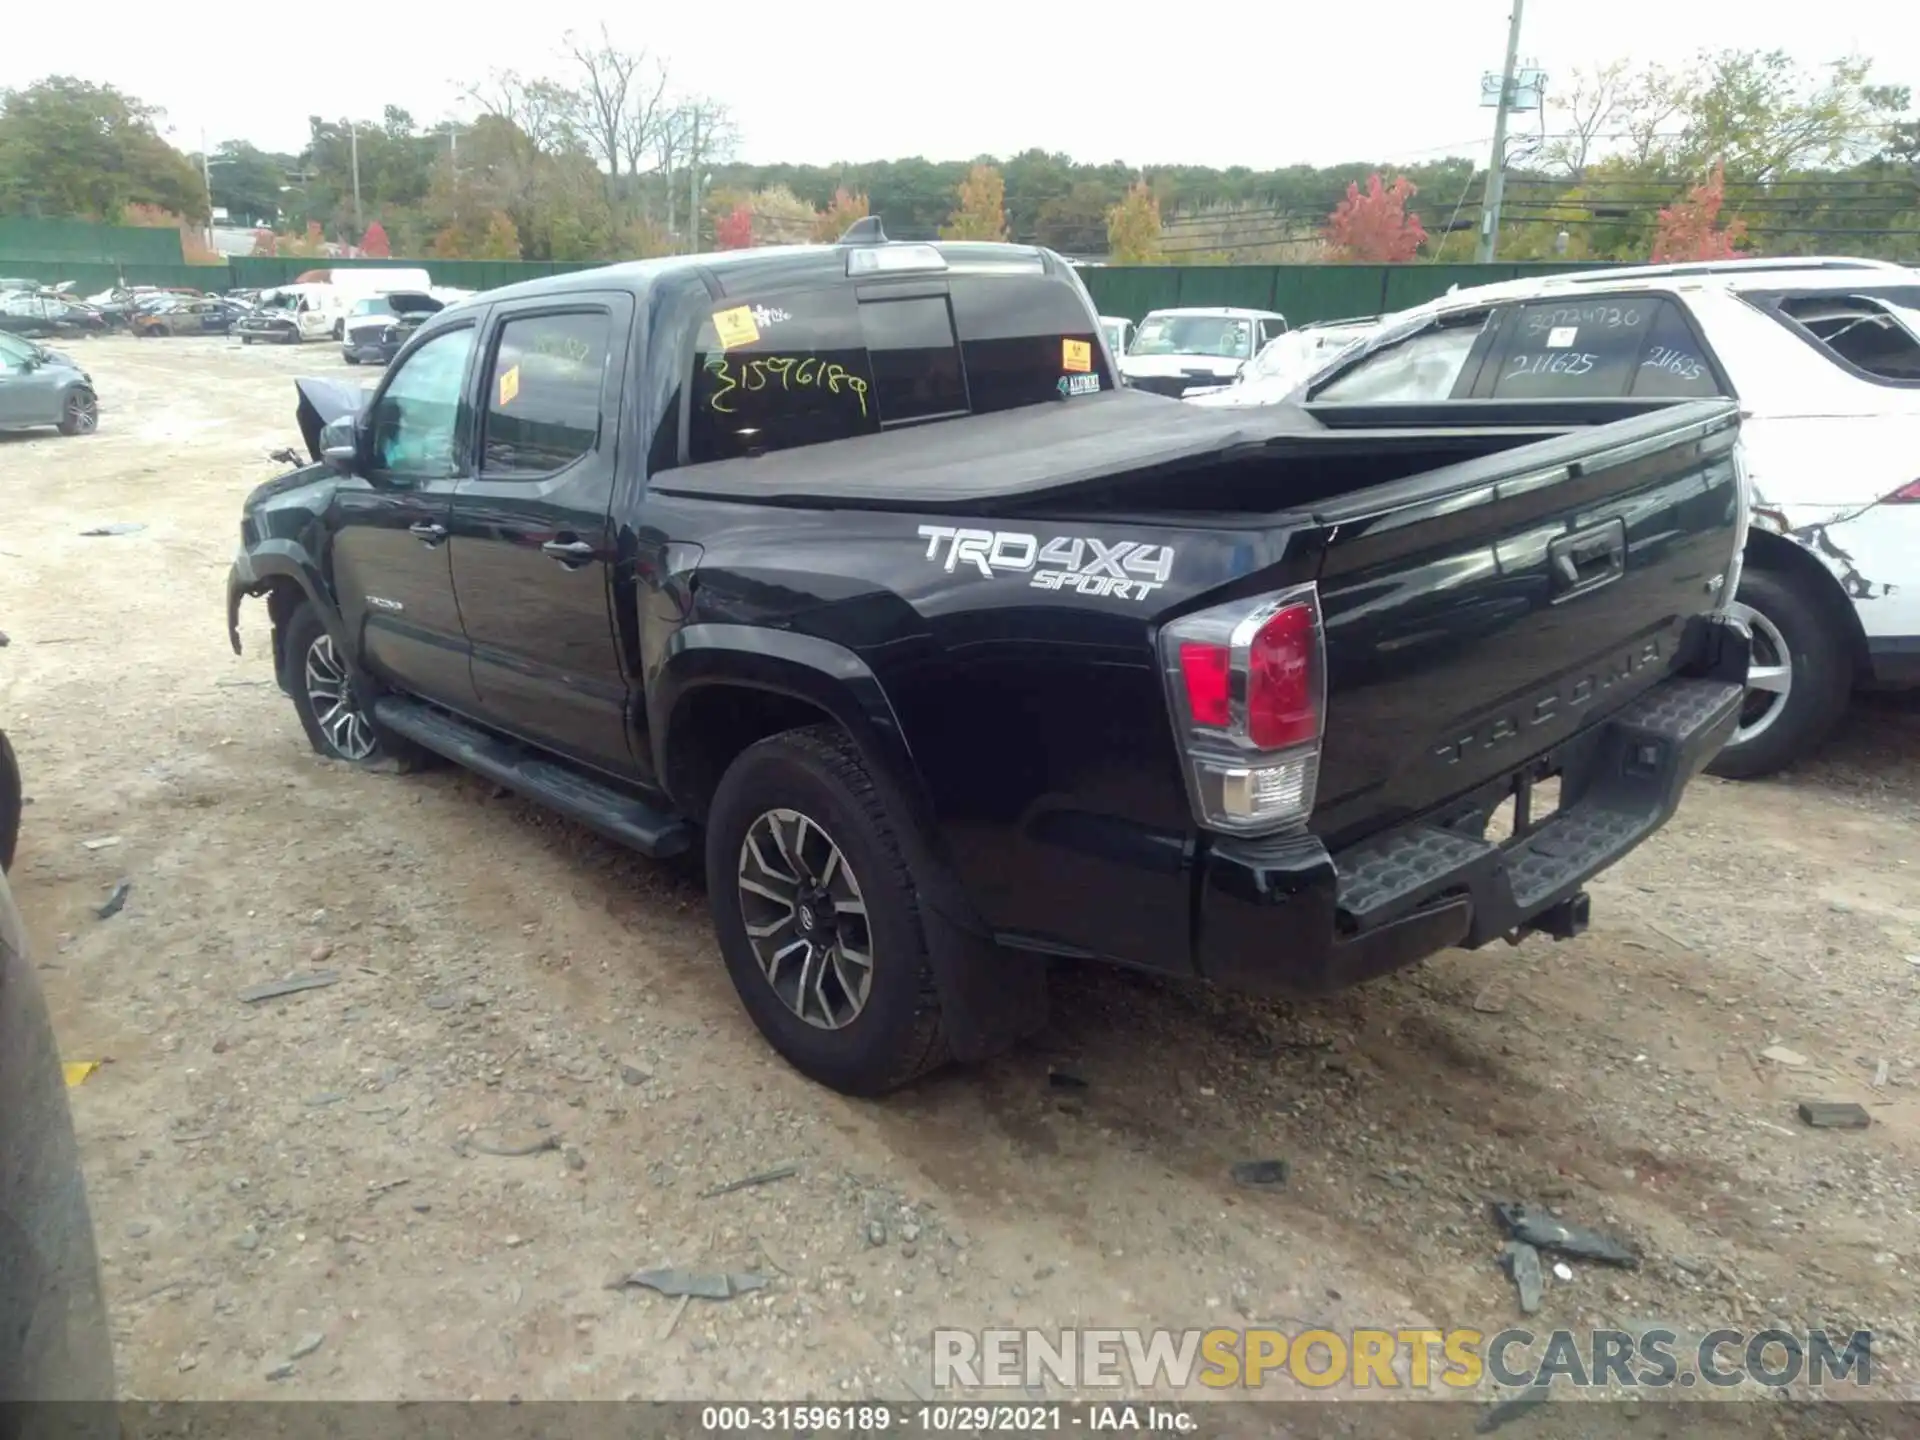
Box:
left=226, top=225, right=1752, bottom=1095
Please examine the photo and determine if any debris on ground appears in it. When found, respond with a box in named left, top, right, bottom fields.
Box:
left=95, top=880, right=132, bottom=920
left=1501, top=1241, right=1544, bottom=1314
left=699, top=1164, right=798, bottom=1199
left=1230, top=1160, right=1291, bottom=1188
left=78, top=522, right=148, bottom=537
left=1491, top=1202, right=1638, bottom=1267
left=614, top=1268, right=769, bottom=1300
left=289, top=1332, right=325, bottom=1360
left=238, top=971, right=339, bottom=1004
left=62, top=1061, right=101, bottom=1087
left=81, top=835, right=121, bottom=851
left=1551, top=1261, right=1573, bottom=1282
left=464, top=1130, right=561, bottom=1158
left=1476, top=1385, right=1553, bottom=1434
left=1047, top=1069, right=1089, bottom=1090
left=1796, top=1100, right=1871, bottom=1130
left=264, top=1361, right=295, bottom=1382
left=1760, top=1045, right=1810, bottom=1068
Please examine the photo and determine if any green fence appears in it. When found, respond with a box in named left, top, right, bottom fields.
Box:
left=0, top=218, right=185, bottom=265
left=1, top=237, right=1623, bottom=321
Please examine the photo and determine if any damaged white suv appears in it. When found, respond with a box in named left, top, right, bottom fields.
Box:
left=1269, top=258, right=1920, bottom=778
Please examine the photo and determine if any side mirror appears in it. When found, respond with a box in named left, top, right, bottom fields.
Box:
left=319, top=415, right=359, bottom=475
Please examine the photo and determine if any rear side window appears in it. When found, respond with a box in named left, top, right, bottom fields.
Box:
left=1629, top=302, right=1723, bottom=398
left=480, top=311, right=611, bottom=478
left=1775, top=293, right=1920, bottom=384
left=1313, top=315, right=1489, bottom=402
left=1491, top=297, right=1662, bottom=399
left=861, top=295, right=968, bottom=424
left=950, top=274, right=1107, bottom=414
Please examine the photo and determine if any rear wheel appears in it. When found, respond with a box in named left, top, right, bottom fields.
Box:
left=57, top=389, right=97, bottom=436
left=283, top=602, right=426, bottom=771
left=1, top=727, right=20, bottom=873
left=705, top=726, right=950, bottom=1095
left=1707, top=567, right=1854, bottom=779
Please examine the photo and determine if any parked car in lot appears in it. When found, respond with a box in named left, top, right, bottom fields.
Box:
left=1187, top=316, right=1385, bottom=404
left=236, top=283, right=346, bottom=344
left=0, top=330, right=97, bottom=435
left=1119, top=306, right=1289, bottom=396
left=341, top=290, right=459, bottom=366
left=1272, top=257, right=1920, bottom=778
left=0, top=766, right=116, bottom=1410
left=0, top=291, right=105, bottom=341
left=132, top=295, right=248, bottom=337
left=1099, top=314, right=1134, bottom=356
left=227, top=230, right=1749, bottom=1095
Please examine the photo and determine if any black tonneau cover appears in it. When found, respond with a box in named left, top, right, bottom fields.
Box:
left=649, top=388, right=1328, bottom=510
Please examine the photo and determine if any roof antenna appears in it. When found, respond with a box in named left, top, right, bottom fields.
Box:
left=838, top=215, right=887, bottom=245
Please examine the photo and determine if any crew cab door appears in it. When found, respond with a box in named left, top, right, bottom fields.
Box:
left=326, top=319, right=482, bottom=711
left=447, top=293, right=637, bottom=775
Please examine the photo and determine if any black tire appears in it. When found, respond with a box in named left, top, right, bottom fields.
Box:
left=1, top=727, right=20, bottom=874
left=1707, top=566, right=1854, bottom=780
left=241, top=336, right=255, bottom=346
left=342, top=350, right=360, bottom=366
left=331, top=320, right=344, bottom=341
left=705, top=725, right=950, bottom=1096
left=56, top=389, right=97, bottom=437
left=283, top=602, right=428, bottom=772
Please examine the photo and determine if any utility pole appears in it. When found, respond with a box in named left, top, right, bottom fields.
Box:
left=1476, top=0, right=1526, bottom=263
left=200, top=129, right=215, bottom=252
left=688, top=110, right=703, bottom=253
left=350, top=122, right=364, bottom=234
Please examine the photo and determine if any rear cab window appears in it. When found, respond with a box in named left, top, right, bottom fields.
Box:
left=687, top=263, right=1111, bottom=465
left=1760, top=287, right=1920, bottom=385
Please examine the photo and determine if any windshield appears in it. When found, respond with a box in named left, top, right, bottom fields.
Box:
left=352, top=297, right=395, bottom=318
left=1130, top=314, right=1256, bottom=360
left=0, top=330, right=39, bottom=363
left=261, top=292, right=300, bottom=311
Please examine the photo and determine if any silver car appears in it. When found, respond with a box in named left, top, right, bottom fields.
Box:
left=0, top=329, right=97, bottom=435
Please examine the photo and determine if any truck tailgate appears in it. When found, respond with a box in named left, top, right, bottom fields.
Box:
left=1305, top=399, right=1743, bottom=848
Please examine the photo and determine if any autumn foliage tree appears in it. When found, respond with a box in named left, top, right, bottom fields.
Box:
left=1105, top=181, right=1162, bottom=262
left=811, top=186, right=870, bottom=242
left=358, top=219, right=391, bottom=257
left=1322, top=173, right=1428, bottom=262
left=122, top=201, right=220, bottom=263
left=716, top=202, right=753, bottom=250
left=1651, top=164, right=1748, bottom=261
left=940, top=163, right=1007, bottom=241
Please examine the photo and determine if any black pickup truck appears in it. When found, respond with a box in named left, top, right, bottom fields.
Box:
left=226, top=227, right=1751, bottom=1095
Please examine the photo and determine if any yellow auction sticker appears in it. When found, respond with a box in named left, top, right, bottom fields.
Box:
left=498, top=365, right=521, bottom=407
left=713, top=306, right=762, bottom=350
left=1062, top=338, right=1092, bottom=373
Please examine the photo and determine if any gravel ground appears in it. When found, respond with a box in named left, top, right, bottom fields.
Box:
left=2, top=335, right=1917, bottom=1433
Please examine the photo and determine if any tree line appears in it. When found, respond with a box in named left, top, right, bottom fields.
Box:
left=1, top=44, right=1915, bottom=268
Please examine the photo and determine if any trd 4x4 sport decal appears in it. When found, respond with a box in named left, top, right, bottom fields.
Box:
left=916, top=525, right=1174, bottom=601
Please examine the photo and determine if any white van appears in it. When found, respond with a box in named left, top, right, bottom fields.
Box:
left=234, top=284, right=348, bottom=345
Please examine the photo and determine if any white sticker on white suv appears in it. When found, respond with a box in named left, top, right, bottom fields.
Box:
left=916, top=525, right=1174, bottom=600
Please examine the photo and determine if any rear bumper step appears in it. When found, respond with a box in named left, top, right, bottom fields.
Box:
left=1195, top=657, right=1747, bottom=996
left=371, top=698, right=693, bottom=859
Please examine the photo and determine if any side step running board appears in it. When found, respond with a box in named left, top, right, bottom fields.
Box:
left=371, top=697, right=693, bottom=859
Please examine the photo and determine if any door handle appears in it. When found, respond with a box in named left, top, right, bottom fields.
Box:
left=542, top=539, right=596, bottom=564
left=1548, top=519, right=1627, bottom=601
left=408, top=521, right=448, bottom=546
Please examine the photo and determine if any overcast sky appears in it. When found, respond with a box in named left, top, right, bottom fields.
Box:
left=5, top=2, right=1915, bottom=169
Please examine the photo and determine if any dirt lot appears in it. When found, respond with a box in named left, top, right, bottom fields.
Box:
left=3, top=334, right=1918, bottom=1425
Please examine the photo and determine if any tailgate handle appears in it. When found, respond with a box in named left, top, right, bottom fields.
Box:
left=1549, top=520, right=1627, bottom=600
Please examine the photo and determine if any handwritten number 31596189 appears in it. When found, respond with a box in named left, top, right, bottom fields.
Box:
left=705, top=356, right=869, bottom=417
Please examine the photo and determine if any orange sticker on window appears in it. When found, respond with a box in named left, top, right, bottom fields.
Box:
left=1062, top=338, right=1092, bottom=373
left=713, top=306, right=761, bottom=350
left=498, top=364, right=520, bottom=407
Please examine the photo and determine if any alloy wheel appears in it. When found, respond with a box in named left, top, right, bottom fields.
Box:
left=65, top=392, right=97, bottom=434
left=736, top=808, right=874, bottom=1030
left=303, top=633, right=377, bottom=761
left=1727, top=600, right=1792, bottom=747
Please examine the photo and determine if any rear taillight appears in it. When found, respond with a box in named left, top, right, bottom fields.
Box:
left=1159, top=584, right=1326, bottom=835
left=1890, top=479, right=1920, bottom=503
